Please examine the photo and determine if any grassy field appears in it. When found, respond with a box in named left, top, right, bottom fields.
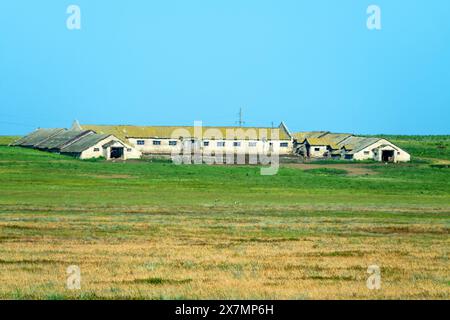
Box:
left=0, top=135, right=448, bottom=299
left=0, top=136, right=19, bottom=146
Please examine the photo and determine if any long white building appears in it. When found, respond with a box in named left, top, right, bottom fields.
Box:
left=81, top=122, right=294, bottom=156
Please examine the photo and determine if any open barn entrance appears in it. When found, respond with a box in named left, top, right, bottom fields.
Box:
left=382, top=150, right=394, bottom=162
left=110, top=147, right=124, bottom=159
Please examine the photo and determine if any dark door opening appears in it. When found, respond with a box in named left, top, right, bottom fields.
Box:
left=110, top=147, right=124, bottom=159
left=382, top=150, right=394, bottom=162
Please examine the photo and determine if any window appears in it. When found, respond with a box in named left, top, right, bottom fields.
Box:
left=153, top=140, right=161, bottom=145
left=233, top=142, right=241, bottom=147
left=203, top=141, right=209, bottom=147
left=248, top=142, right=257, bottom=147
left=397, top=152, right=401, bottom=155
left=169, top=141, right=177, bottom=146
left=364, top=151, right=370, bottom=155
left=94, top=148, right=100, bottom=152
left=127, top=148, right=132, bottom=152
left=137, top=140, right=145, bottom=145
left=314, top=147, right=320, bottom=152
left=217, top=141, right=225, bottom=147
left=280, top=142, right=289, bottom=147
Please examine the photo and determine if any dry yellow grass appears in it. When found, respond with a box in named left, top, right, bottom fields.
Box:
left=0, top=205, right=448, bottom=300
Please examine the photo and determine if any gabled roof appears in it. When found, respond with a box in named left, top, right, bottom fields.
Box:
left=102, top=140, right=126, bottom=148
left=278, top=122, right=292, bottom=139
left=34, top=130, right=94, bottom=150
left=71, top=120, right=82, bottom=131
left=320, top=133, right=353, bottom=144
left=377, top=144, right=399, bottom=151
left=11, top=128, right=65, bottom=147
left=292, top=131, right=329, bottom=141
left=60, top=134, right=111, bottom=153
left=337, top=136, right=381, bottom=154
left=303, top=137, right=339, bottom=150
left=81, top=125, right=292, bottom=142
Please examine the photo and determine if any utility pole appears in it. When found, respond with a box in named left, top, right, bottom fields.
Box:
left=236, top=107, right=245, bottom=127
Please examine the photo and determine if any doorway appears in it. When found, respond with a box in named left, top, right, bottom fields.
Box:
left=110, top=147, right=124, bottom=159
left=382, top=150, right=394, bottom=162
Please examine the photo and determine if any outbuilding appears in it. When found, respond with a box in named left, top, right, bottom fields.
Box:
left=60, top=134, right=141, bottom=160
left=337, top=136, right=410, bottom=162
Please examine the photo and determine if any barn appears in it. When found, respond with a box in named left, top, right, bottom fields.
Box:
left=11, top=127, right=141, bottom=160
left=297, top=138, right=339, bottom=158
left=337, top=136, right=410, bottom=162
left=293, top=131, right=352, bottom=159
left=293, top=131, right=410, bottom=162
left=60, top=134, right=141, bottom=160
left=80, top=122, right=294, bottom=156
left=12, top=123, right=411, bottom=163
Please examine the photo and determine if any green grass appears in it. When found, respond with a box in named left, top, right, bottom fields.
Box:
left=0, top=146, right=449, bottom=208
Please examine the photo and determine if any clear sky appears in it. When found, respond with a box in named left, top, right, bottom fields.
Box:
left=0, top=1, right=449, bottom=135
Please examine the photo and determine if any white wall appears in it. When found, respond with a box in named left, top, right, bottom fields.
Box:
left=308, top=145, right=329, bottom=158
left=352, top=139, right=410, bottom=162
left=128, top=138, right=293, bottom=155
left=79, top=136, right=142, bottom=160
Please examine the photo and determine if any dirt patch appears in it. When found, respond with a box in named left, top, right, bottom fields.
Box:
left=356, top=226, right=449, bottom=235
left=284, top=163, right=377, bottom=176
left=80, top=174, right=135, bottom=179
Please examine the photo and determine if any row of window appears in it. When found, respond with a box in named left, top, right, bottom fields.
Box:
left=93, top=148, right=132, bottom=152
left=136, top=140, right=289, bottom=147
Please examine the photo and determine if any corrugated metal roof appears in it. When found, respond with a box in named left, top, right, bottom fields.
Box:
left=304, top=137, right=339, bottom=150
left=81, top=125, right=291, bottom=143
left=320, top=133, right=353, bottom=144
left=60, top=134, right=111, bottom=153
left=11, top=128, right=65, bottom=147
left=34, top=130, right=93, bottom=150
left=337, top=136, right=381, bottom=154
left=292, top=131, right=329, bottom=141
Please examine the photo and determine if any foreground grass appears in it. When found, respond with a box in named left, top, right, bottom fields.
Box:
left=0, top=145, right=448, bottom=299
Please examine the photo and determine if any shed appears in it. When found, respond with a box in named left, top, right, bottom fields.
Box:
left=60, top=134, right=141, bottom=160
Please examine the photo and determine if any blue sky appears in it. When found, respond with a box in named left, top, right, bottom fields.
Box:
left=0, top=1, right=449, bottom=135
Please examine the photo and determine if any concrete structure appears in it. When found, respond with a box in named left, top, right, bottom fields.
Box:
left=60, top=134, right=141, bottom=160
left=13, top=123, right=411, bottom=163
left=12, top=128, right=141, bottom=160
left=337, top=136, right=410, bottom=162
left=81, top=122, right=294, bottom=156
left=297, top=138, right=339, bottom=159
left=293, top=131, right=410, bottom=162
